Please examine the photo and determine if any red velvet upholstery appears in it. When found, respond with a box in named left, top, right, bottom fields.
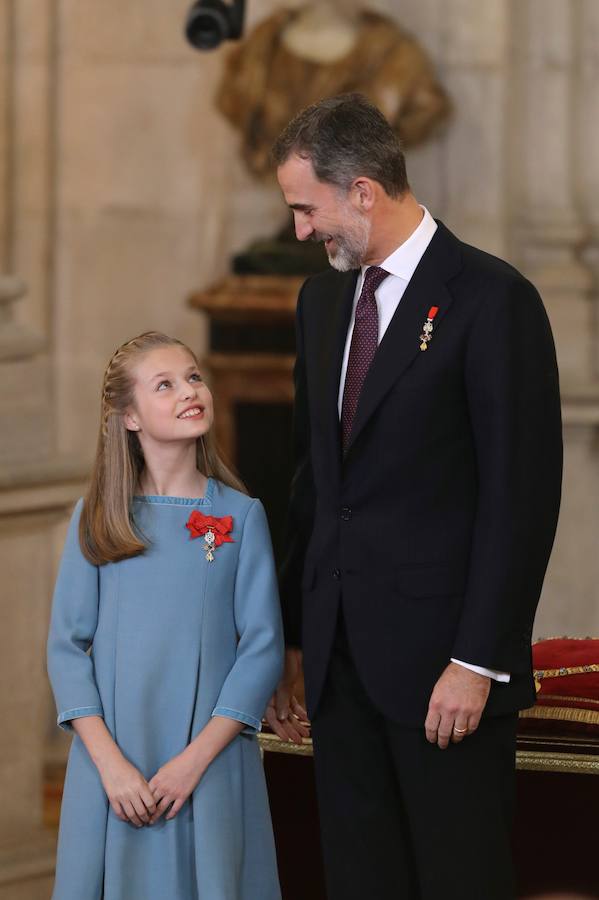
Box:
left=519, top=637, right=599, bottom=729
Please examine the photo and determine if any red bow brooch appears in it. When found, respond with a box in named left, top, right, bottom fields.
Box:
left=186, top=511, right=234, bottom=562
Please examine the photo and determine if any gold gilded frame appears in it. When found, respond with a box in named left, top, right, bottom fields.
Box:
left=257, top=732, right=599, bottom=775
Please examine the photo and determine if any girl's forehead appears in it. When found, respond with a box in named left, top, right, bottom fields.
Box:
left=133, top=345, right=197, bottom=379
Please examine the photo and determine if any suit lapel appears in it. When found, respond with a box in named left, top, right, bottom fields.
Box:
left=345, top=222, right=463, bottom=455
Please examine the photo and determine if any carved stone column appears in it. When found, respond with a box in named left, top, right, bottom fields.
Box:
left=509, top=0, right=592, bottom=387
left=441, top=0, right=510, bottom=257
left=578, top=0, right=599, bottom=379
left=0, top=276, right=43, bottom=359
left=509, top=0, right=599, bottom=641
left=0, top=0, right=53, bottom=464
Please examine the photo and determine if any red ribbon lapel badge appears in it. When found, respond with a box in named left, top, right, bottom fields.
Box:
left=186, top=511, right=234, bottom=562
left=420, top=306, right=439, bottom=351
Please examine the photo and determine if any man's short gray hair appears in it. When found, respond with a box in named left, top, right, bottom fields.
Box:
left=271, top=93, right=409, bottom=199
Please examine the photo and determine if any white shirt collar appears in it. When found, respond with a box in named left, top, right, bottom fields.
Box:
left=361, top=206, right=437, bottom=282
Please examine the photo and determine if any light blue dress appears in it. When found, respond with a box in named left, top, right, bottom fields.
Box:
left=47, top=479, right=284, bottom=900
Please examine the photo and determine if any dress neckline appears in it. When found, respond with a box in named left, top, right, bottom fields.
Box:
left=133, top=477, right=214, bottom=506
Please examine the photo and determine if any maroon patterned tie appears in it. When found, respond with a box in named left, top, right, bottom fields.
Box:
left=341, top=265, right=389, bottom=452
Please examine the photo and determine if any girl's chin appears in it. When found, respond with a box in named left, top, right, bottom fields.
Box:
left=176, top=420, right=209, bottom=435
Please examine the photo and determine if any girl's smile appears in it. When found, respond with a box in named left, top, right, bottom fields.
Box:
left=177, top=405, right=205, bottom=419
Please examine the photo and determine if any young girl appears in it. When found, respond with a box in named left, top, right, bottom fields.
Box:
left=47, top=331, right=284, bottom=900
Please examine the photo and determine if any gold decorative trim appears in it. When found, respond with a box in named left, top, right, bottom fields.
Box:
left=258, top=732, right=314, bottom=757
left=533, top=635, right=599, bottom=642
left=519, top=705, right=599, bottom=726
left=535, top=667, right=599, bottom=679
left=534, top=663, right=599, bottom=694
left=516, top=750, right=599, bottom=775
left=258, top=732, right=599, bottom=775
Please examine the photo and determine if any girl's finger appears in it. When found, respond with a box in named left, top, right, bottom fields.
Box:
left=110, top=800, right=127, bottom=823
left=149, top=795, right=171, bottom=824
left=123, top=800, right=144, bottom=828
left=165, top=797, right=185, bottom=820
left=141, top=786, right=157, bottom=816
left=131, top=794, right=150, bottom=823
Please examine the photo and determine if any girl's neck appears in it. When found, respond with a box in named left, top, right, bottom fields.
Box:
left=137, top=441, right=207, bottom=498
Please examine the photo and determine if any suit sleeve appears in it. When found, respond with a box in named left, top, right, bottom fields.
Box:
left=277, top=279, right=317, bottom=648
left=212, top=500, right=284, bottom=733
left=451, top=276, right=563, bottom=673
left=47, top=499, right=104, bottom=731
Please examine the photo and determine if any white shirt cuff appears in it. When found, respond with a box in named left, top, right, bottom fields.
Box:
left=450, top=658, right=511, bottom=683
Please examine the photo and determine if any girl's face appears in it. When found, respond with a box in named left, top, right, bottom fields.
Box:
left=124, top=345, right=214, bottom=444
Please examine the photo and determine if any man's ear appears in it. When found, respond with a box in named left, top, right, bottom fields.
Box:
left=351, top=177, right=376, bottom=212
left=123, top=411, right=141, bottom=432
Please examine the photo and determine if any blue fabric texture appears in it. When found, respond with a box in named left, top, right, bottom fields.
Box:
left=47, top=479, right=284, bottom=900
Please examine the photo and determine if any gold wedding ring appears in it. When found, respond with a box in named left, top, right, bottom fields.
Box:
left=453, top=726, right=467, bottom=734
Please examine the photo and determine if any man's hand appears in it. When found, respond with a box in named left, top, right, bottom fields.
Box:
left=424, top=661, right=491, bottom=749
left=265, top=647, right=311, bottom=744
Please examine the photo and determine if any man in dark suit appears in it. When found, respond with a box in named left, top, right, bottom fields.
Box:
left=266, top=94, right=562, bottom=900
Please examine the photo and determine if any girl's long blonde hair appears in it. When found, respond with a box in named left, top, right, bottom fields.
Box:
left=79, top=331, right=246, bottom=565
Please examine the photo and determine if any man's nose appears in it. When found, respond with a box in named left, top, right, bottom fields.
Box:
left=294, top=215, right=313, bottom=242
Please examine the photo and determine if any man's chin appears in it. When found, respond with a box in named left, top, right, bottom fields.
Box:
left=328, top=252, right=357, bottom=273
left=326, top=244, right=351, bottom=272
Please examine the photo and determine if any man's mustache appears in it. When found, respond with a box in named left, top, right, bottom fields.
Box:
left=310, top=231, right=334, bottom=244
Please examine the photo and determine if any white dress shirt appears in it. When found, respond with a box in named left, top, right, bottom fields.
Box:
left=338, top=206, right=509, bottom=683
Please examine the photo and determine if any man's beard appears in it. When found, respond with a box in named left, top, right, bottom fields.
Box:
left=312, top=209, right=371, bottom=272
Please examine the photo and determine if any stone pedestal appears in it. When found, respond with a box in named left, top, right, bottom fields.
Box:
left=0, top=460, right=88, bottom=900
left=0, top=834, right=56, bottom=900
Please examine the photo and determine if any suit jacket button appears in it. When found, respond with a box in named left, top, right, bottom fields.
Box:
left=332, top=568, right=341, bottom=580
left=341, top=506, right=352, bottom=521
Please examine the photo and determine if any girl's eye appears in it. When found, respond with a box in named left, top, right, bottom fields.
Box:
left=157, top=380, right=170, bottom=391
left=189, top=373, right=202, bottom=383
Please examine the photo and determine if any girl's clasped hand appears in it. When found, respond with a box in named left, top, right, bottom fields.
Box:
left=102, top=749, right=205, bottom=827
left=147, top=745, right=209, bottom=825
left=99, top=751, right=158, bottom=827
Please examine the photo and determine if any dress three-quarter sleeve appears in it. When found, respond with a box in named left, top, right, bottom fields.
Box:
left=212, top=500, right=285, bottom=733
left=47, top=499, right=104, bottom=731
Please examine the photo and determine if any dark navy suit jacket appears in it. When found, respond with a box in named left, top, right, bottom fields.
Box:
left=279, top=221, right=563, bottom=725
